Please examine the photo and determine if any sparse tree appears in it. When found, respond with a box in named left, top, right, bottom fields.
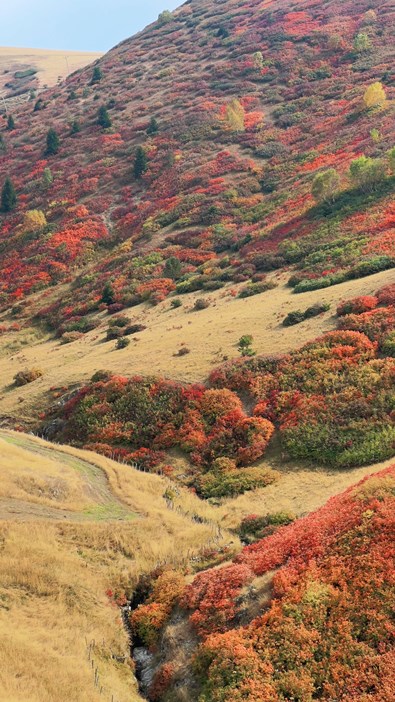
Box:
left=134, top=146, right=148, bottom=179
left=70, top=119, right=81, bottom=134
left=387, top=147, right=395, bottom=174
left=311, top=169, right=341, bottom=204
left=354, top=32, right=371, bottom=52
left=6, top=115, right=15, bottom=131
left=42, top=167, right=53, bottom=188
left=21, top=209, right=47, bottom=232
left=238, top=335, right=256, bottom=357
left=253, top=51, right=264, bottom=69
left=45, top=128, right=60, bottom=155
left=97, top=106, right=112, bottom=129
left=1, top=177, right=17, bottom=213
left=91, top=66, right=103, bottom=84
left=362, top=9, right=377, bottom=24
left=363, top=82, right=386, bottom=110
left=157, top=10, right=173, bottom=25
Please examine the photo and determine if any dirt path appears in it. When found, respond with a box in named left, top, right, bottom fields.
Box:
left=0, top=430, right=136, bottom=522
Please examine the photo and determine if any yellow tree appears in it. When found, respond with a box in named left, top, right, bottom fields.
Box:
left=22, top=209, right=47, bottom=232
left=226, top=99, right=245, bottom=131
left=363, top=82, right=387, bottom=109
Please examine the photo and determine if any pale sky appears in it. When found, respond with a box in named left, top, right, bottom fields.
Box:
left=0, top=0, right=182, bottom=52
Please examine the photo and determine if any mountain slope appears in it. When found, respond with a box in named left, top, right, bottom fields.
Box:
left=0, top=0, right=393, bottom=326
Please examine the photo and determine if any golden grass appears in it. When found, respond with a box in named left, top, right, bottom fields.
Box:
left=0, top=436, right=95, bottom=511
left=1, top=268, right=394, bottom=424
left=0, top=432, right=235, bottom=702
left=0, top=46, right=102, bottom=91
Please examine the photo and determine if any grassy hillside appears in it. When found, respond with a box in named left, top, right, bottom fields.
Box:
left=0, top=430, right=233, bottom=702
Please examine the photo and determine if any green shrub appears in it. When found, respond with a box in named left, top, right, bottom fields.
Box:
left=90, top=370, right=112, bottom=383
left=198, top=466, right=275, bottom=498
left=194, top=298, right=210, bottom=311
left=170, top=298, right=182, bottom=309
left=238, top=280, right=277, bottom=298
left=282, top=310, right=305, bottom=327
left=237, top=512, right=295, bottom=543
left=304, top=302, right=330, bottom=318
left=60, top=331, right=84, bottom=344
left=116, top=337, right=130, bottom=349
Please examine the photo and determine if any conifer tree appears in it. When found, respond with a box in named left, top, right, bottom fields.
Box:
left=6, top=115, right=15, bottom=131
left=97, top=106, right=112, bottom=129
left=147, top=117, right=159, bottom=135
left=91, top=66, right=103, bottom=84
left=42, top=167, right=53, bottom=188
left=134, top=146, right=148, bottom=179
left=101, top=282, right=115, bottom=305
left=1, top=177, right=17, bottom=212
left=45, top=128, right=60, bottom=155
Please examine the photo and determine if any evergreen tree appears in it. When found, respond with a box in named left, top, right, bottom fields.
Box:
left=45, top=128, right=60, bottom=155
left=97, top=106, right=112, bottom=129
left=1, top=177, right=17, bottom=213
left=91, top=66, right=103, bottom=84
left=101, top=282, right=115, bottom=305
left=6, top=115, right=15, bottom=131
left=134, top=146, right=148, bottom=179
left=163, top=256, right=182, bottom=280
left=147, top=117, right=159, bottom=135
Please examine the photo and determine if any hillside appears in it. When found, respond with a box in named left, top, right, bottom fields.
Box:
left=0, top=0, right=394, bottom=699
left=0, top=429, right=233, bottom=702
left=135, top=464, right=395, bottom=701
left=0, top=0, right=393, bottom=327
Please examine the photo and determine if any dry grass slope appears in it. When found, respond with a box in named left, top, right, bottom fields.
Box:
left=1, top=268, right=393, bottom=424
left=0, top=46, right=102, bottom=92
left=0, top=431, right=233, bottom=702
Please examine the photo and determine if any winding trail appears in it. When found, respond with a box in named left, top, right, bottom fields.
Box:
left=0, top=430, right=136, bottom=522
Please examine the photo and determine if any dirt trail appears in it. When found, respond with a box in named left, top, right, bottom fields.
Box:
left=0, top=430, right=136, bottom=522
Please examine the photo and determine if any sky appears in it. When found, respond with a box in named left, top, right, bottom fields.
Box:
left=0, top=0, right=182, bottom=52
